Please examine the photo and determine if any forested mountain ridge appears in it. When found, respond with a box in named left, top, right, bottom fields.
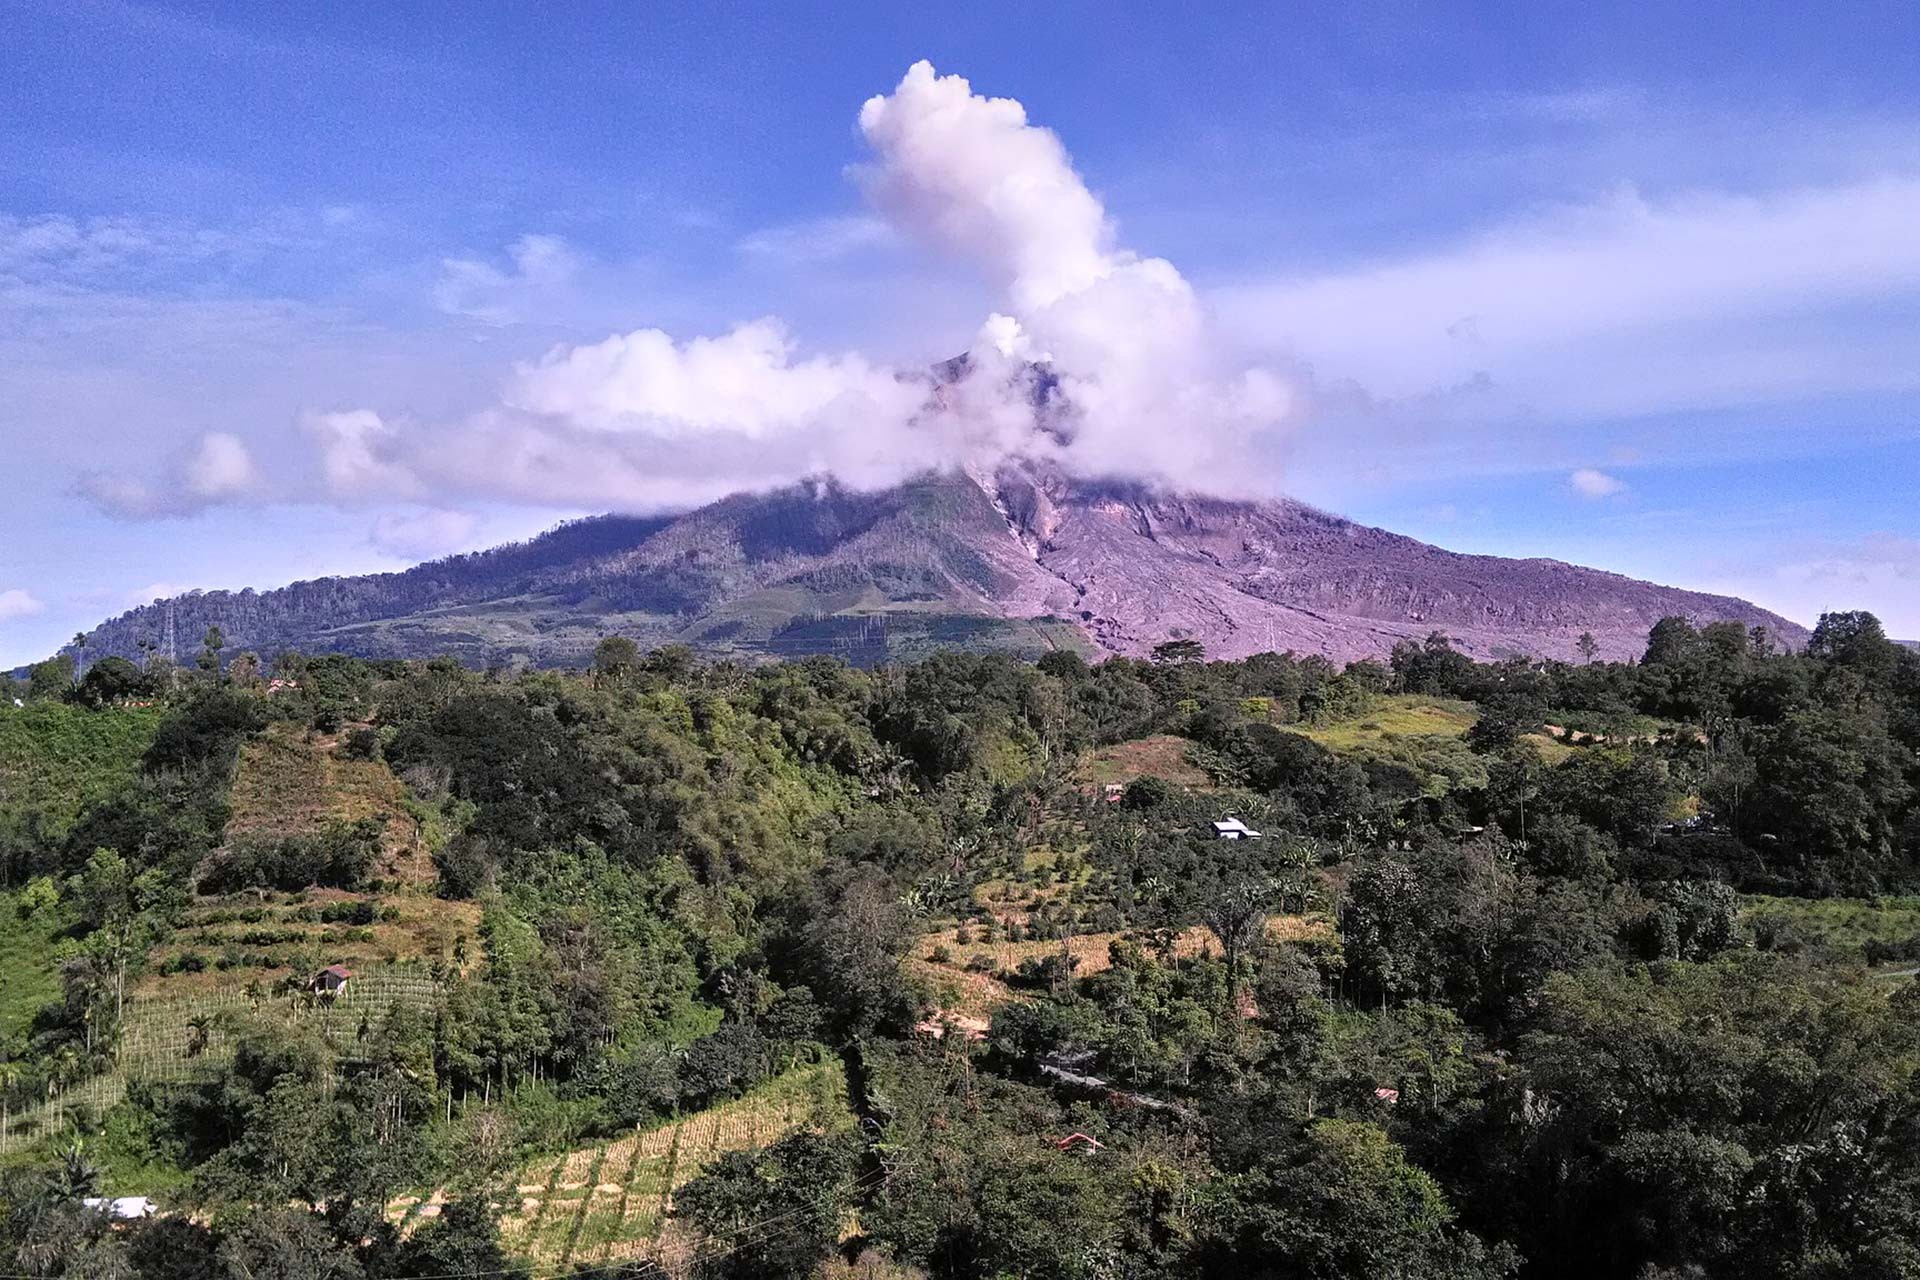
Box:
left=3, top=608, right=1919, bottom=1278
left=63, top=463, right=1806, bottom=672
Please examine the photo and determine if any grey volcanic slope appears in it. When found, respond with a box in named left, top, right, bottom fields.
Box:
left=69, top=465, right=1807, bottom=669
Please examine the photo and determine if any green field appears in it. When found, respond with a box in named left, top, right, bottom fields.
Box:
left=0, top=701, right=162, bottom=836
left=1299, top=695, right=1479, bottom=750
left=1742, top=894, right=1920, bottom=959
left=0, top=893, right=63, bottom=1044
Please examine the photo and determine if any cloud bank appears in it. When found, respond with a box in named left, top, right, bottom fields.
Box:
left=1217, top=176, right=1920, bottom=422
left=84, top=61, right=1293, bottom=518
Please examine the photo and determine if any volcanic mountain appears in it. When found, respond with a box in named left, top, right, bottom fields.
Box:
left=69, top=463, right=1806, bottom=670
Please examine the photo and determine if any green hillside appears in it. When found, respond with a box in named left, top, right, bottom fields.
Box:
left=0, top=701, right=163, bottom=836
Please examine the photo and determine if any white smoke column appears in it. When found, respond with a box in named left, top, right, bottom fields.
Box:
left=857, top=60, right=1288, bottom=483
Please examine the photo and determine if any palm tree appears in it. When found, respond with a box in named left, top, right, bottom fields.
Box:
left=71, top=633, right=88, bottom=683
left=53, top=1140, right=102, bottom=1200
left=185, top=1014, right=214, bottom=1058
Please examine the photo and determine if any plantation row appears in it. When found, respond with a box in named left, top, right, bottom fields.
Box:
left=0, top=968, right=440, bottom=1152
left=407, top=1059, right=854, bottom=1268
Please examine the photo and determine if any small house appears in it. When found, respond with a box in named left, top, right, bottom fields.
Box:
left=83, top=1197, right=154, bottom=1221
left=1053, top=1133, right=1106, bottom=1155
left=312, top=964, right=353, bottom=997
left=1211, top=817, right=1262, bottom=840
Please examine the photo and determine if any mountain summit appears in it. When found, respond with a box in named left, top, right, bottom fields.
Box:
left=72, top=463, right=1805, bottom=669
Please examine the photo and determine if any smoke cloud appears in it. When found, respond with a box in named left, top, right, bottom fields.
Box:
left=83, top=62, right=1296, bottom=520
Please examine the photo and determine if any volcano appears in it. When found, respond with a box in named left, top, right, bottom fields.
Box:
left=69, top=462, right=1805, bottom=669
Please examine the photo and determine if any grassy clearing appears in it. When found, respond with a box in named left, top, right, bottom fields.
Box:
left=487, top=1058, right=853, bottom=1268
left=1300, top=695, right=1478, bottom=751
left=1075, top=735, right=1210, bottom=789
left=1742, top=894, right=1920, bottom=958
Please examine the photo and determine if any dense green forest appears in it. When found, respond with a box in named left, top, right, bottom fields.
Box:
left=3, top=612, right=1920, bottom=1279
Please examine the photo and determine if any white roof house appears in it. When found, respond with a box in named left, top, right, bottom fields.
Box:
left=83, top=1197, right=155, bottom=1220
left=1211, top=817, right=1262, bottom=840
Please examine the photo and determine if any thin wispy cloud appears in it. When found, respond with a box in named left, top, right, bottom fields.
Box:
left=368, top=508, right=479, bottom=560
left=434, top=233, right=583, bottom=326
left=736, top=214, right=898, bottom=263
left=1217, top=175, right=1920, bottom=419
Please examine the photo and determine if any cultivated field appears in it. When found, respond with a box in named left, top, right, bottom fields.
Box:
left=911, top=916, right=1334, bottom=1017
left=1074, top=735, right=1210, bottom=789
left=390, top=1059, right=855, bottom=1269
left=0, top=966, right=441, bottom=1153
left=223, top=721, right=429, bottom=881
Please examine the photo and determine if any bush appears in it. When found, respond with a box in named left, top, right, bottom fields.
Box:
left=341, top=726, right=382, bottom=760
left=198, top=817, right=385, bottom=893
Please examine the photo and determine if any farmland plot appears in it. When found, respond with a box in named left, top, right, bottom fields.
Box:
left=489, top=1058, right=852, bottom=1269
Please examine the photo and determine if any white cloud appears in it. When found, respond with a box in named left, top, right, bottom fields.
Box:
left=182, top=432, right=261, bottom=500
left=78, top=431, right=265, bottom=517
left=1217, top=175, right=1920, bottom=420
left=368, top=509, right=480, bottom=561
left=302, top=409, right=422, bottom=501
left=0, top=590, right=45, bottom=624
left=434, top=233, right=583, bottom=325
left=1570, top=467, right=1626, bottom=498
left=507, top=318, right=914, bottom=440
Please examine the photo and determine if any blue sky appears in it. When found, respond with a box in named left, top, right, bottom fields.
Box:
left=4, top=0, right=1920, bottom=664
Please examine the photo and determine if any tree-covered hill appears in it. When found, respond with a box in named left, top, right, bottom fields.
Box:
left=1, top=609, right=1917, bottom=1279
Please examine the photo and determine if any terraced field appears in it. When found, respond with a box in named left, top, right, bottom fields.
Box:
left=397, top=1060, right=854, bottom=1269
left=0, top=966, right=441, bottom=1153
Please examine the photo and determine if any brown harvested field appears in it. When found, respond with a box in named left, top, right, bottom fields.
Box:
left=910, top=916, right=1334, bottom=1016
left=224, top=721, right=429, bottom=881
left=1074, top=735, right=1211, bottom=789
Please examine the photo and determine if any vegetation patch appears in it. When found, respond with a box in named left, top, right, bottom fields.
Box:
left=0, top=701, right=162, bottom=837
left=1074, top=734, right=1210, bottom=789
